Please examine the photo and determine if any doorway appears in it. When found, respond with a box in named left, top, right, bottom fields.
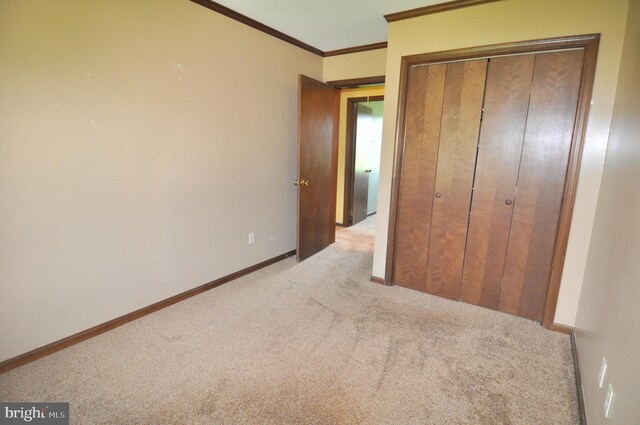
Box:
left=334, top=87, right=384, bottom=227
left=296, top=76, right=384, bottom=262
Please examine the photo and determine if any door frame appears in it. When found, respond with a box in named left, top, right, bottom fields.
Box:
left=384, top=34, right=600, bottom=330
left=343, top=95, right=385, bottom=226
left=326, top=76, right=386, bottom=228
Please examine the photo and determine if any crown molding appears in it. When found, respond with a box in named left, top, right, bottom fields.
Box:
left=190, top=0, right=324, bottom=56
left=190, top=0, right=390, bottom=58
left=324, top=42, right=388, bottom=57
left=385, top=0, right=502, bottom=22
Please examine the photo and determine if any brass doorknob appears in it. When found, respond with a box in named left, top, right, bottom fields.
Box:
left=505, top=199, right=512, bottom=205
left=300, top=179, right=309, bottom=186
left=435, top=192, right=442, bottom=198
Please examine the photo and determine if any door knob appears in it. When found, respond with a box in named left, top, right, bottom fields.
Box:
left=435, top=192, right=442, bottom=198
left=365, top=169, right=372, bottom=173
left=300, top=179, right=309, bottom=186
left=505, top=199, right=512, bottom=205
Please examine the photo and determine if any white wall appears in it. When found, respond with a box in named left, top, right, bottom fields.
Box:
left=372, top=0, right=630, bottom=326
left=574, top=0, right=640, bottom=422
left=361, top=101, right=384, bottom=214
left=0, top=0, right=322, bottom=362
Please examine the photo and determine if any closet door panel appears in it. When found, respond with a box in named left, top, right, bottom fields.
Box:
left=392, top=64, right=447, bottom=291
left=425, top=60, right=487, bottom=300
left=499, top=50, right=584, bottom=320
left=460, top=55, right=535, bottom=309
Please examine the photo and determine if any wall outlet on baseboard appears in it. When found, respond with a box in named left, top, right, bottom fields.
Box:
left=248, top=232, right=255, bottom=245
left=598, top=357, right=607, bottom=388
left=604, top=383, right=614, bottom=418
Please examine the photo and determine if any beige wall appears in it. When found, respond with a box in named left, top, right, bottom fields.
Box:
left=373, top=0, right=630, bottom=326
left=575, top=0, right=640, bottom=422
left=335, top=86, right=385, bottom=224
left=323, top=49, right=387, bottom=82
left=0, top=0, right=322, bottom=362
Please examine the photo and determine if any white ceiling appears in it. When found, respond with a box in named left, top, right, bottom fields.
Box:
left=210, top=0, right=449, bottom=52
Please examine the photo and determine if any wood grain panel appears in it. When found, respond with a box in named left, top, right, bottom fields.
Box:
left=499, top=50, right=584, bottom=320
left=297, top=75, right=335, bottom=261
left=385, top=35, right=599, bottom=328
left=460, top=55, right=535, bottom=309
left=392, top=64, right=446, bottom=291
left=425, top=60, right=487, bottom=300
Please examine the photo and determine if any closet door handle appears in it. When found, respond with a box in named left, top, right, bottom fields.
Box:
left=435, top=192, right=442, bottom=198
left=505, top=199, right=512, bottom=205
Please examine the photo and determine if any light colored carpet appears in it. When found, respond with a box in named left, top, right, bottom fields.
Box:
left=0, top=216, right=578, bottom=424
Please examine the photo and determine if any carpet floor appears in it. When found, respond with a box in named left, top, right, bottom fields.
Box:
left=0, top=216, right=578, bottom=424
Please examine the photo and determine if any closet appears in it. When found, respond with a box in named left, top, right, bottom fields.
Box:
left=388, top=38, right=595, bottom=323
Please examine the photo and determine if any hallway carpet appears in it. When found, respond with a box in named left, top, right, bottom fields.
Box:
left=0, top=217, right=578, bottom=424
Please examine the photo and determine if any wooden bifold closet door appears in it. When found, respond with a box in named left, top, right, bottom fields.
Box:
left=391, top=49, right=585, bottom=322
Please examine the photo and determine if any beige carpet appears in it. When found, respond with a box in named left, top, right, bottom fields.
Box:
left=0, top=216, right=578, bottom=424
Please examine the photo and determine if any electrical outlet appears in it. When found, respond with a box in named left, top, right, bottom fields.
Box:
left=248, top=232, right=255, bottom=245
left=598, top=357, right=608, bottom=388
left=604, top=383, right=614, bottom=418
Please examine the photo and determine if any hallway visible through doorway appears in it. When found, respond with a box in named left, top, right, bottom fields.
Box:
left=335, top=86, right=384, bottom=227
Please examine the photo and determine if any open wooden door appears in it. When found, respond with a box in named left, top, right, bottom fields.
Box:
left=350, top=104, right=373, bottom=225
left=296, top=75, right=337, bottom=262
